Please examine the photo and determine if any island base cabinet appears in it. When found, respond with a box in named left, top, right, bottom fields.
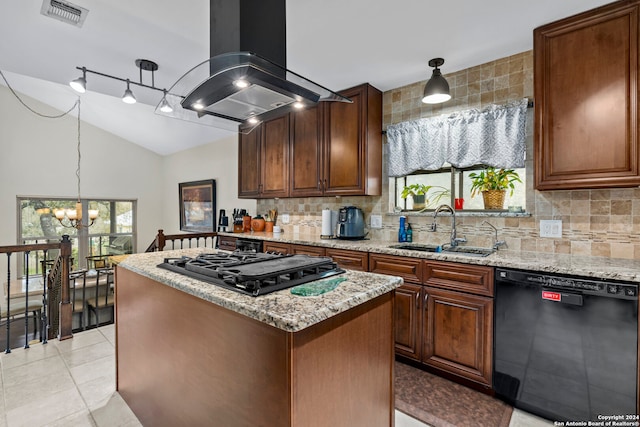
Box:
left=422, top=286, right=493, bottom=387
left=115, top=267, right=395, bottom=427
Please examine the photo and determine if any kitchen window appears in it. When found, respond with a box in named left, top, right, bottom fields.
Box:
left=17, top=197, right=136, bottom=275
left=392, top=165, right=526, bottom=212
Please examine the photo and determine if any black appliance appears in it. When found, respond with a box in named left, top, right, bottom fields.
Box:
left=336, top=206, right=366, bottom=240
left=158, top=252, right=344, bottom=296
left=494, top=268, right=638, bottom=421
left=236, top=238, right=262, bottom=253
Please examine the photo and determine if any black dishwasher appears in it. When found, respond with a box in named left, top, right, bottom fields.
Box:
left=494, top=268, right=638, bottom=422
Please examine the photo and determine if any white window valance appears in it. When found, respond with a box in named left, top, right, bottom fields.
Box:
left=386, top=98, right=528, bottom=177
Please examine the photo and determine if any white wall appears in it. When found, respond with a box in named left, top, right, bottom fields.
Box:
left=161, top=135, right=255, bottom=234
left=0, top=85, right=165, bottom=249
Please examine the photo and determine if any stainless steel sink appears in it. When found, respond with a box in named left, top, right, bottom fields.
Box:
left=441, top=246, right=495, bottom=257
left=388, top=243, right=441, bottom=252
left=388, top=243, right=495, bottom=257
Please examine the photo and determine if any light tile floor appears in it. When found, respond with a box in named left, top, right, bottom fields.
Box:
left=0, top=325, right=551, bottom=427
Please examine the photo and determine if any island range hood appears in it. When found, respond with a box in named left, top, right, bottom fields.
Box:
left=157, top=0, right=351, bottom=133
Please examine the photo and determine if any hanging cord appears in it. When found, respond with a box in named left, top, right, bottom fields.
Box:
left=0, top=68, right=78, bottom=118
left=76, top=98, right=81, bottom=200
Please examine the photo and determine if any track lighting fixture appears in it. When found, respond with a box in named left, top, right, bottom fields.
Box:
left=69, top=59, right=173, bottom=111
left=422, top=58, right=451, bottom=104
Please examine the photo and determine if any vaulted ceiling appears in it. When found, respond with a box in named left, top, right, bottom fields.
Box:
left=0, top=0, right=613, bottom=155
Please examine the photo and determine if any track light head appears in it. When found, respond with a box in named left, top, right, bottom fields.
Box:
left=122, top=80, right=136, bottom=104
left=70, top=67, right=87, bottom=93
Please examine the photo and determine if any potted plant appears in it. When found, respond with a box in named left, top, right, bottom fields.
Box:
left=400, top=184, right=449, bottom=211
left=468, top=167, right=522, bottom=210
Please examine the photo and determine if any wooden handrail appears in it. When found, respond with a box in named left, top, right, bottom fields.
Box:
left=146, top=229, right=217, bottom=252
left=0, top=235, right=72, bottom=347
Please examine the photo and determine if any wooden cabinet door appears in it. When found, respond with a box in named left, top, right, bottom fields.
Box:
left=260, top=115, right=289, bottom=198
left=323, top=85, right=365, bottom=195
left=238, top=125, right=261, bottom=198
left=394, top=284, right=422, bottom=361
left=325, top=248, right=368, bottom=271
left=422, top=286, right=493, bottom=387
left=218, top=235, right=237, bottom=251
left=263, top=241, right=291, bottom=254
left=290, top=106, right=324, bottom=197
left=322, top=84, right=382, bottom=196
left=534, top=1, right=640, bottom=189
left=291, top=244, right=326, bottom=257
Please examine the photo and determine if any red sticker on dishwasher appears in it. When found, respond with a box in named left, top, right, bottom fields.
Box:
left=542, top=291, right=561, bottom=301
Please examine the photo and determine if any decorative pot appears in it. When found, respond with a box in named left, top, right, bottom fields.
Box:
left=251, top=217, right=266, bottom=232
left=482, top=190, right=506, bottom=210
left=412, top=194, right=426, bottom=210
left=264, top=221, right=274, bottom=232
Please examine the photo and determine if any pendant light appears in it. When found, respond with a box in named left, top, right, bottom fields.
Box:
left=422, top=58, right=451, bottom=104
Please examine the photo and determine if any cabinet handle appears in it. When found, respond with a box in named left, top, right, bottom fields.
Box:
left=415, top=292, right=420, bottom=310
left=424, top=292, right=429, bottom=307
left=318, top=180, right=322, bottom=190
left=324, top=179, right=327, bottom=190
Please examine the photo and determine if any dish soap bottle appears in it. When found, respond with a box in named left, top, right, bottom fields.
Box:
left=406, top=223, right=413, bottom=242
left=398, top=216, right=407, bottom=242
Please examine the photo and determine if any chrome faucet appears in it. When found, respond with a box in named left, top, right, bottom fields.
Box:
left=482, top=220, right=506, bottom=250
left=431, top=204, right=467, bottom=248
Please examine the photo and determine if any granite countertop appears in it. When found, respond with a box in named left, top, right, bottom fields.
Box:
left=118, top=248, right=402, bottom=333
left=222, top=231, right=640, bottom=283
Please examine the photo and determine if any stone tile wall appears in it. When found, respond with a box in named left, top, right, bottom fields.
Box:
left=257, top=50, right=640, bottom=259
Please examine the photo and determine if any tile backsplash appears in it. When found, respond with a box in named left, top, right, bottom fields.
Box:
left=257, top=50, right=640, bottom=259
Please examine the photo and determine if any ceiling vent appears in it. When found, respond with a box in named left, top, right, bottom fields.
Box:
left=40, top=0, right=89, bottom=28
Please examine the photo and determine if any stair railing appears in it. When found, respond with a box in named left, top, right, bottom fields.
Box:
left=0, top=235, right=72, bottom=353
left=145, top=229, right=217, bottom=252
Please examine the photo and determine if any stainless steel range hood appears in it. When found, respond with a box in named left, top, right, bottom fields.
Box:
left=157, top=0, right=351, bottom=133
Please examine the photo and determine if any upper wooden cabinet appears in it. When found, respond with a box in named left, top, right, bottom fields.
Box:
left=238, top=125, right=261, bottom=198
left=238, top=115, right=290, bottom=199
left=240, top=83, right=382, bottom=198
left=534, top=0, right=640, bottom=190
left=289, top=106, right=324, bottom=197
left=322, top=83, right=382, bottom=196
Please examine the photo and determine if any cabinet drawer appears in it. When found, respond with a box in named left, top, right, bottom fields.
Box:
left=218, top=236, right=237, bottom=251
left=424, top=261, right=494, bottom=297
left=263, top=241, right=292, bottom=254
left=291, top=244, right=326, bottom=256
left=325, top=248, right=368, bottom=271
left=369, top=254, right=422, bottom=284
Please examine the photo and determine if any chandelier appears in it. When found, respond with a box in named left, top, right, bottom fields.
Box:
left=54, top=98, right=99, bottom=229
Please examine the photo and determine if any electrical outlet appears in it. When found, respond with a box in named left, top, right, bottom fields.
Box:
left=370, top=215, right=382, bottom=229
left=280, top=213, right=290, bottom=224
left=540, top=220, right=562, bottom=238
left=293, top=225, right=300, bottom=234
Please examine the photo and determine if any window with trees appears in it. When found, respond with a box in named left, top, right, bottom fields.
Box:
left=18, top=197, right=136, bottom=275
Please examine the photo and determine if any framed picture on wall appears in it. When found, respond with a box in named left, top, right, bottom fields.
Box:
left=179, top=179, right=216, bottom=232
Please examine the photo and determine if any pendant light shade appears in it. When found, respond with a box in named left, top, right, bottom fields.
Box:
left=422, top=58, right=451, bottom=104
left=70, top=67, right=87, bottom=93
left=122, top=79, right=137, bottom=104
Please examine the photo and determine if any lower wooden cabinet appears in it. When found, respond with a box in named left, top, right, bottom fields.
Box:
left=325, top=248, right=369, bottom=271
left=291, top=244, right=326, bottom=256
left=394, top=284, right=422, bottom=361
left=376, top=255, right=494, bottom=389
left=218, top=235, right=237, bottom=251
left=263, top=241, right=292, bottom=254
left=422, top=286, right=493, bottom=387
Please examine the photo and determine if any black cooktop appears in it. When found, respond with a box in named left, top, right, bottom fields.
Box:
left=158, top=252, right=345, bottom=296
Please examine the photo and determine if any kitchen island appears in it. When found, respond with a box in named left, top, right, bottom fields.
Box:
left=115, top=248, right=402, bottom=427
